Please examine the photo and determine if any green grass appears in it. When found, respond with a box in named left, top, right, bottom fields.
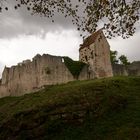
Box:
left=0, top=76, right=140, bottom=140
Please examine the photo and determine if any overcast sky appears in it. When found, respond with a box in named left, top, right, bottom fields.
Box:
left=0, top=1, right=140, bottom=77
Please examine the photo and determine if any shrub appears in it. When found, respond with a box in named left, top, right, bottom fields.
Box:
left=63, top=57, right=86, bottom=79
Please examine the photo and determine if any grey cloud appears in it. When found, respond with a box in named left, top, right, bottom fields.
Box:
left=1, top=0, right=139, bottom=39
left=0, top=1, right=77, bottom=39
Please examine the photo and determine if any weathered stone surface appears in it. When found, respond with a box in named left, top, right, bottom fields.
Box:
left=79, top=29, right=113, bottom=78
left=0, top=54, right=76, bottom=97
left=78, top=65, right=89, bottom=80
left=112, top=62, right=140, bottom=76
left=0, top=29, right=114, bottom=98
left=112, top=64, right=128, bottom=76
left=127, top=61, right=140, bottom=76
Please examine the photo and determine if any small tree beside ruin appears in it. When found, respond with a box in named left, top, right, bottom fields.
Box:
left=119, top=55, right=130, bottom=66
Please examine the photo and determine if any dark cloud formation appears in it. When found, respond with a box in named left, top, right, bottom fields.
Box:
left=0, top=0, right=139, bottom=65
left=1, top=0, right=139, bottom=39
left=0, top=0, right=78, bottom=39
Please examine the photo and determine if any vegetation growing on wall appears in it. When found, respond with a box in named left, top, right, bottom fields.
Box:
left=63, top=57, right=86, bottom=79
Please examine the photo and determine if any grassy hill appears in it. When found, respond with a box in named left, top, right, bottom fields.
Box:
left=0, top=76, right=140, bottom=140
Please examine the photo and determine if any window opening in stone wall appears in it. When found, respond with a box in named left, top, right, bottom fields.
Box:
left=45, top=67, right=51, bottom=75
left=62, top=58, right=64, bottom=63
left=88, top=71, right=91, bottom=79
left=100, top=35, right=102, bottom=39
left=85, top=56, right=88, bottom=61
left=91, top=51, right=94, bottom=59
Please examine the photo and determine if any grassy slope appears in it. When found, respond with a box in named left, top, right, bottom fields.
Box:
left=0, top=77, right=140, bottom=140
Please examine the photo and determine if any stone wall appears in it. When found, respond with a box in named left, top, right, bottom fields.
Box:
left=0, top=85, right=8, bottom=98
left=112, top=61, right=140, bottom=76
left=112, top=64, right=128, bottom=76
left=127, top=61, right=140, bottom=76
left=78, top=65, right=89, bottom=80
left=79, top=29, right=113, bottom=78
left=0, top=30, right=114, bottom=98
left=0, top=54, right=77, bottom=97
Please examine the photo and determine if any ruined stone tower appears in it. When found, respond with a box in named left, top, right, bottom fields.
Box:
left=79, top=29, right=113, bottom=78
left=0, top=29, right=113, bottom=98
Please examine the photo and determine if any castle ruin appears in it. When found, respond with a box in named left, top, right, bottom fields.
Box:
left=79, top=29, right=113, bottom=78
left=0, top=29, right=113, bottom=98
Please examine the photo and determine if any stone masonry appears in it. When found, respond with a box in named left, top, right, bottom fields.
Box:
left=0, top=54, right=73, bottom=97
left=79, top=29, right=113, bottom=78
left=0, top=29, right=113, bottom=98
left=112, top=61, right=140, bottom=76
